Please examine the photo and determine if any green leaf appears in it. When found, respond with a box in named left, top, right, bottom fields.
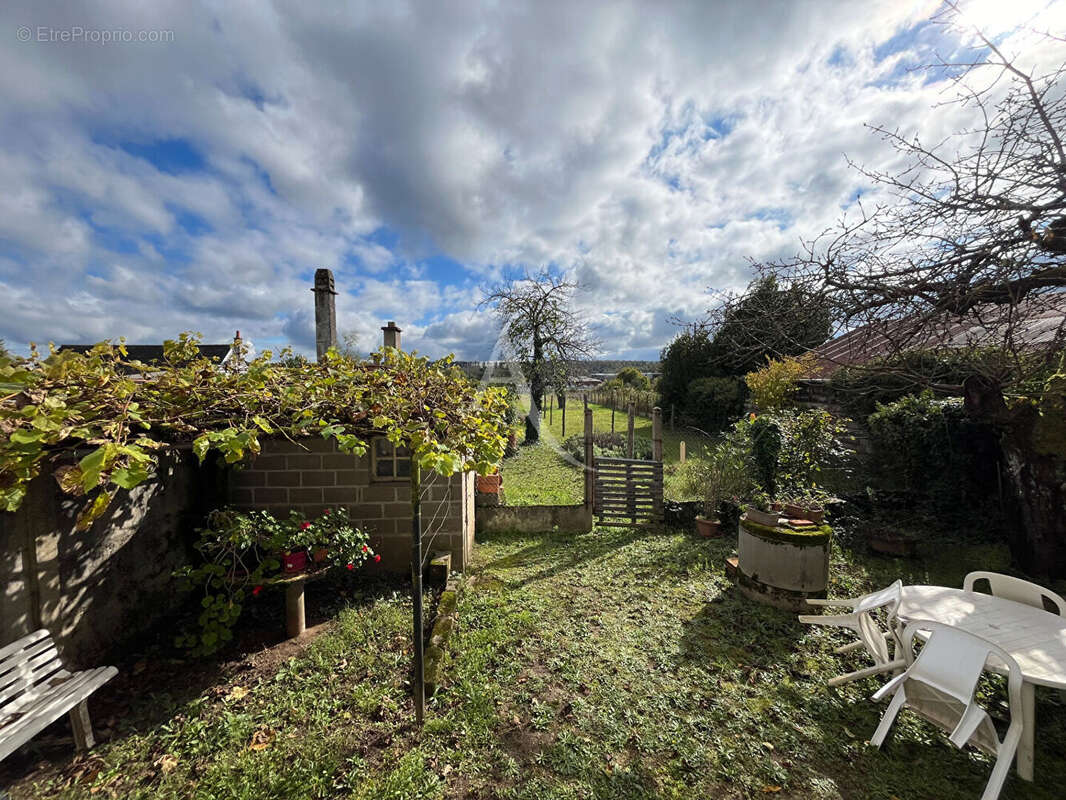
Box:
left=10, top=429, right=45, bottom=444
left=251, top=415, right=274, bottom=433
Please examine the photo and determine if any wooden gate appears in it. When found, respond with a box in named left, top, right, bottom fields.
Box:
left=593, top=456, right=663, bottom=527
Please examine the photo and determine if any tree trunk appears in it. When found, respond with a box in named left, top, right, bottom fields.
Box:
left=526, top=336, right=544, bottom=443
left=999, top=411, right=1066, bottom=578
left=965, top=376, right=1066, bottom=578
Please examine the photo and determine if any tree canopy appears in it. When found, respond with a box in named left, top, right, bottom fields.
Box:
left=0, top=334, right=510, bottom=529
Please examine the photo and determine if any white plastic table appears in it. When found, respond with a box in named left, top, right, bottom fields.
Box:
left=899, top=585, right=1066, bottom=782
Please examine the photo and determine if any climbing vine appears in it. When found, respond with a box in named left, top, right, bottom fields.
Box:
left=0, top=334, right=510, bottom=529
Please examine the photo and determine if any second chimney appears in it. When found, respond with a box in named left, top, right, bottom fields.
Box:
left=381, top=320, right=402, bottom=350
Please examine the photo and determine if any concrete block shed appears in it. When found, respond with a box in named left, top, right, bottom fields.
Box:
left=227, top=435, right=476, bottom=572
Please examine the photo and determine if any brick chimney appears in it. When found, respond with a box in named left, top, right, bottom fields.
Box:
left=312, top=269, right=337, bottom=362
left=381, top=320, right=402, bottom=350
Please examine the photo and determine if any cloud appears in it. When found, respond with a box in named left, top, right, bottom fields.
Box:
left=1, top=0, right=1063, bottom=360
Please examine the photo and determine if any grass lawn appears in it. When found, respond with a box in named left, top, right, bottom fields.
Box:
left=11, top=527, right=1065, bottom=799
left=500, top=400, right=717, bottom=505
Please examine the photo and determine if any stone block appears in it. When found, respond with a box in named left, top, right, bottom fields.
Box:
left=248, top=454, right=286, bottom=471
left=289, top=488, right=323, bottom=504
left=267, top=471, right=300, bottom=487
left=230, top=469, right=266, bottom=488
left=321, top=453, right=359, bottom=470
left=364, top=485, right=401, bottom=502
left=253, top=487, right=289, bottom=505
left=285, top=454, right=322, bottom=470
left=301, top=471, right=336, bottom=487
left=333, top=469, right=367, bottom=487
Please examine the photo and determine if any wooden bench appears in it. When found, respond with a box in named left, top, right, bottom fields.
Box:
left=0, top=629, right=117, bottom=761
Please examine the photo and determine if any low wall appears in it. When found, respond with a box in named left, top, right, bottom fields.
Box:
left=476, top=504, right=593, bottom=534
left=0, top=450, right=223, bottom=667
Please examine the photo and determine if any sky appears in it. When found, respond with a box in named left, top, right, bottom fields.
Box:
left=1, top=0, right=1063, bottom=360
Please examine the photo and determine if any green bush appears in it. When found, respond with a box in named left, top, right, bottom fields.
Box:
left=724, top=410, right=855, bottom=503
left=828, top=349, right=1017, bottom=419
left=866, top=393, right=1002, bottom=519
left=683, top=376, right=746, bottom=433
left=561, top=432, right=652, bottom=463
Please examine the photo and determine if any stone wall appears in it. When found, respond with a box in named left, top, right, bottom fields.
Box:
left=0, top=450, right=221, bottom=667
left=227, top=437, right=476, bottom=572
left=475, top=503, right=593, bottom=535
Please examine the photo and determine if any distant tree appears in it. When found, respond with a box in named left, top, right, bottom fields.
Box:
left=659, top=325, right=717, bottom=414
left=614, top=366, right=650, bottom=390
left=481, top=271, right=598, bottom=443
left=338, top=330, right=360, bottom=359
left=706, top=276, right=831, bottom=377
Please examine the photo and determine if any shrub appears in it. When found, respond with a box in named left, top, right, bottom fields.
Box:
left=866, top=393, right=1002, bottom=518
left=744, top=353, right=816, bottom=411
left=724, top=409, right=855, bottom=502
left=175, top=507, right=374, bottom=655
left=827, top=348, right=1019, bottom=419
left=682, top=376, right=746, bottom=433
left=675, top=439, right=752, bottom=518
left=561, top=432, right=652, bottom=463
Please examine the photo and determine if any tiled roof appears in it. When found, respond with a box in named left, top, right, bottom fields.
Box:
left=808, top=292, right=1066, bottom=376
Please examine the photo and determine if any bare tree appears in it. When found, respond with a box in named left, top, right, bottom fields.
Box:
left=481, top=271, right=598, bottom=443
left=770, top=8, right=1066, bottom=574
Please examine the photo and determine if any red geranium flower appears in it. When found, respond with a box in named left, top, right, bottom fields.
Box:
left=300, top=521, right=312, bottom=530
left=324, top=508, right=331, bottom=515
left=361, top=544, right=368, bottom=552
left=346, top=563, right=354, bottom=570
left=252, top=585, right=263, bottom=597
left=374, top=554, right=381, bottom=563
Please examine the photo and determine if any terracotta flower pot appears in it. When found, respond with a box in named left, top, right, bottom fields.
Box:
left=744, top=508, right=782, bottom=527
left=695, top=517, right=722, bottom=538
left=312, top=547, right=329, bottom=563
left=283, top=550, right=308, bottom=574
left=477, top=473, right=502, bottom=494
left=784, top=504, right=825, bottom=524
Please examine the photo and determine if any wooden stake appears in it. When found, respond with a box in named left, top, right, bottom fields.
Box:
left=652, top=407, right=663, bottom=462
left=410, top=466, right=424, bottom=726
left=627, top=403, right=635, bottom=459
left=584, top=406, right=594, bottom=508
left=680, top=441, right=686, bottom=463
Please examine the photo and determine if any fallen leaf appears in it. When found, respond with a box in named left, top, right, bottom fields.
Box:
left=248, top=727, right=276, bottom=751
left=226, top=686, right=250, bottom=702
left=763, top=787, right=782, bottom=794
left=155, top=754, right=179, bottom=773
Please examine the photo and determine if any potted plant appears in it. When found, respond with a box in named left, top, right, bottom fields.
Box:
left=316, top=507, right=376, bottom=569
left=279, top=514, right=318, bottom=574
left=681, top=442, right=751, bottom=537
left=476, top=469, right=503, bottom=494
left=744, top=489, right=781, bottom=527
left=782, top=490, right=827, bottom=524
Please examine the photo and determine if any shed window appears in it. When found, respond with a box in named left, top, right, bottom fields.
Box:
left=373, top=438, right=411, bottom=480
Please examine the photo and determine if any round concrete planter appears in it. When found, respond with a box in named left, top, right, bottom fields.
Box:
left=736, top=515, right=832, bottom=611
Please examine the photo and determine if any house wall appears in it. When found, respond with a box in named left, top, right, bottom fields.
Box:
left=0, top=450, right=219, bottom=667
left=227, top=437, right=475, bottom=572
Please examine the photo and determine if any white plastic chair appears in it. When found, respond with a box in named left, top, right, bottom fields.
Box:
left=798, top=580, right=905, bottom=687
left=870, top=620, right=1023, bottom=800
left=964, top=571, right=1066, bottom=616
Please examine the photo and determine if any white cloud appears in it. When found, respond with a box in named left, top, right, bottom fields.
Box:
left=0, top=0, right=1062, bottom=358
